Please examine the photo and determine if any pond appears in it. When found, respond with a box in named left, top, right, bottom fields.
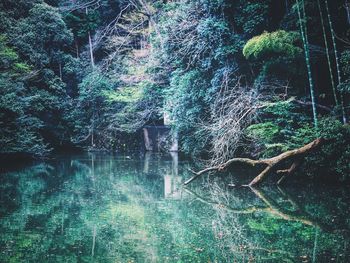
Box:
left=0, top=153, right=349, bottom=262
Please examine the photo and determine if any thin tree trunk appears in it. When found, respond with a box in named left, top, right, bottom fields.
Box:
left=312, top=228, right=319, bottom=263
left=345, top=1, right=350, bottom=25
left=86, top=7, right=95, bottom=68
left=297, top=0, right=318, bottom=128
left=60, top=200, right=64, bottom=234
left=88, top=31, right=95, bottom=67
left=91, top=110, right=95, bottom=147
left=325, top=0, right=347, bottom=123
left=276, top=158, right=302, bottom=185
left=91, top=226, right=96, bottom=257
left=91, top=127, right=94, bottom=146
left=317, top=0, right=339, bottom=106
left=91, top=121, right=94, bottom=147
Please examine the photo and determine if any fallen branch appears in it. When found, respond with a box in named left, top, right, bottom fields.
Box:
left=249, top=187, right=332, bottom=229
left=185, top=186, right=328, bottom=229
left=276, top=158, right=302, bottom=185
left=184, top=138, right=324, bottom=186
left=183, top=187, right=265, bottom=214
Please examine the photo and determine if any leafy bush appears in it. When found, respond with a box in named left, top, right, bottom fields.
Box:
left=339, top=50, right=350, bottom=93
left=246, top=99, right=350, bottom=182
left=243, top=30, right=302, bottom=60
left=303, top=119, right=350, bottom=182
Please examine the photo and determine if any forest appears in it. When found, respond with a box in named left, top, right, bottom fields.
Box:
left=1, top=0, right=350, bottom=184
left=2, top=1, right=350, bottom=262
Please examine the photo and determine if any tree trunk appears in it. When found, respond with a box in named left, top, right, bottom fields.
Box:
left=91, top=111, right=95, bottom=147
left=325, top=0, right=347, bottom=123
left=88, top=31, right=95, bottom=67
left=285, top=0, right=289, bottom=13
left=86, top=7, right=95, bottom=68
left=296, top=0, right=318, bottom=128
left=184, top=138, right=324, bottom=186
left=91, top=226, right=96, bottom=257
left=317, top=0, right=339, bottom=106
left=346, top=1, right=350, bottom=25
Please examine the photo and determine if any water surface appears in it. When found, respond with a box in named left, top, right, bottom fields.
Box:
left=0, top=153, right=349, bottom=262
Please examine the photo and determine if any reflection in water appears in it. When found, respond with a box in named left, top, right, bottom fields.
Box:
left=185, top=183, right=350, bottom=262
left=163, top=152, right=181, bottom=199
left=0, top=153, right=349, bottom=262
left=144, top=151, right=181, bottom=199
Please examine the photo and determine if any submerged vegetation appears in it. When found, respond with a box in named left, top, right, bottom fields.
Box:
left=1, top=0, right=350, bottom=183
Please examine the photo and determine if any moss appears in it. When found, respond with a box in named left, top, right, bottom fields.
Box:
left=0, top=47, right=19, bottom=61
left=13, top=62, right=31, bottom=72
left=247, top=122, right=281, bottom=142
left=243, top=30, right=302, bottom=60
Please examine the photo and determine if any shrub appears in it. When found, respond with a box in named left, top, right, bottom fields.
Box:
left=243, top=30, right=302, bottom=60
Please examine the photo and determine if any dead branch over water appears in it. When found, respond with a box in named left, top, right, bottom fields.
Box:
left=184, top=138, right=324, bottom=186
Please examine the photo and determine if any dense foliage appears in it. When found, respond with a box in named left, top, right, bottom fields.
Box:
left=1, top=0, right=350, bottom=181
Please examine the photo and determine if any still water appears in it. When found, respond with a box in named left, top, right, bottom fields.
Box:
left=0, top=153, right=349, bottom=262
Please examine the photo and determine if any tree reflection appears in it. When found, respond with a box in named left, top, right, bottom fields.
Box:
left=0, top=153, right=187, bottom=262
left=184, top=182, right=350, bottom=262
left=1, top=155, right=350, bottom=262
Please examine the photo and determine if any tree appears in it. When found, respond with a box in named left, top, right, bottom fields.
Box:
left=324, top=0, right=347, bottom=123
left=316, top=0, right=339, bottom=107
left=11, top=3, right=73, bottom=68
left=0, top=35, right=50, bottom=156
left=296, top=0, right=318, bottom=128
left=71, top=70, right=113, bottom=147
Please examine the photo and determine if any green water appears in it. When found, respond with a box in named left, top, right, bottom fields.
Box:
left=0, top=153, right=349, bottom=263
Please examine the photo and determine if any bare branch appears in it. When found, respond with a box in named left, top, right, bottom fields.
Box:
left=184, top=138, right=324, bottom=186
